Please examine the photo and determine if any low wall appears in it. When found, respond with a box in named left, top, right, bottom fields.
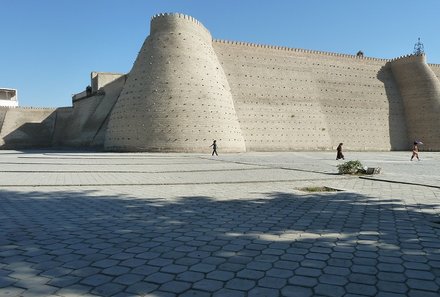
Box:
left=0, top=107, right=57, bottom=149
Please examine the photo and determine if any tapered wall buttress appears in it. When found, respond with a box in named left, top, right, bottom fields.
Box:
left=391, top=55, right=440, bottom=150
left=104, top=13, right=246, bottom=152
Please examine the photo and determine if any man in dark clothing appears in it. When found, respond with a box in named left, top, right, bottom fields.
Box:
left=210, top=140, right=218, bottom=156
left=336, top=143, right=344, bottom=160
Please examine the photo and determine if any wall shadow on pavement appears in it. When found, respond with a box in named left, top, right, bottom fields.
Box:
left=1, top=189, right=440, bottom=296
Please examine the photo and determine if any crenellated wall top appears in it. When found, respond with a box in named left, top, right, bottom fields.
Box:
left=149, top=13, right=438, bottom=65
left=13, top=106, right=57, bottom=111
left=389, top=53, right=426, bottom=64
left=213, top=39, right=389, bottom=62
left=390, top=54, right=425, bottom=62
left=151, top=13, right=211, bottom=36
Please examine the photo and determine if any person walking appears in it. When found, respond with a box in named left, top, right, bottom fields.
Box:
left=411, top=141, right=420, bottom=161
left=336, top=143, right=344, bottom=160
left=210, top=140, right=218, bottom=156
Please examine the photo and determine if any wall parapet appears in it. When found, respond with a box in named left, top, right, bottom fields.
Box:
left=13, top=106, right=57, bottom=110
left=151, top=13, right=211, bottom=36
left=389, top=53, right=425, bottom=63
left=213, top=39, right=389, bottom=62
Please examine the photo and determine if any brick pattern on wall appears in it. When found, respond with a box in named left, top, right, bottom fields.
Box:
left=0, top=107, right=57, bottom=148
left=214, top=42, right=409, bottom=151
left=4, top=13, right=438, bottom=151
left=391, top=55, right=440, bottom=151
left=104, top=13, right=246, bottom=152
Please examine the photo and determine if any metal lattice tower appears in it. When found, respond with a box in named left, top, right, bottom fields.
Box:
left=413, top=37, right=425, bottom=55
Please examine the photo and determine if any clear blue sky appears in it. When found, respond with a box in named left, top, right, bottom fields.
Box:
left=1, top=0, right=439, bottom=107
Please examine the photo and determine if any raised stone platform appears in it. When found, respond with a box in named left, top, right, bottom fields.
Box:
left=0, top=151, right=439, bottom=296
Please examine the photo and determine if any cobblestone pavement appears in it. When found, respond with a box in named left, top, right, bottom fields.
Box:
left=0, top=150, right=439, bottom=297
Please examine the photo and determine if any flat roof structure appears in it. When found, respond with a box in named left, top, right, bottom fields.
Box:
left=0, top=88, right=18, bottom=107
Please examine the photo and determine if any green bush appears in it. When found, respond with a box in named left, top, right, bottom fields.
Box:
left=337, top=160, right=364, bottom=174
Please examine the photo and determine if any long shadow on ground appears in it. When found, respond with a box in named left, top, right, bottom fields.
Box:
left=1, top=189, right=440, bottom=296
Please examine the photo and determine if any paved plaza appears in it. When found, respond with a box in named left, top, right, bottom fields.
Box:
left=0, top=150, right=439, bottom=297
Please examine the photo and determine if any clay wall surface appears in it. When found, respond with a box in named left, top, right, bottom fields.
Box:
left=0, top=108, right=7, bottom=130
left=51, top=107, right=74, bottom=147
left=0, top=107, right=56, bottom=148
left=2, top=13, right=439, bottom=152
left=82, top=75, right=126, bottom=146
left=213, top=41, right=409, bottom=151
left=391, top=55, right=440, bottom=150
left=56, top=94, right=104, bottom=146
left=91, top=72, right=125, bottom=92
left=72, top=90, right=88, bottom=102
left=53, top=76, right=126, bottom=147
left=430, top=64, right=440, bottom=80
left=105, top=13, right=246, bottom=152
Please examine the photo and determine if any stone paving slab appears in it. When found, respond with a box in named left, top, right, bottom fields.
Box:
left=0, top=163, right=262, bottom=173
left=0, top=150, right=439, bottom=297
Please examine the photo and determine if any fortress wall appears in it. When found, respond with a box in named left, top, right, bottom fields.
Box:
left=0, top=108, right=7, bottom=131
left=52, top=107, right=74, bottom=147
left=53, top=94, right=104, bottom=146
left=429, top=64, right=440, bottom=80
left=0, top=107, right=57, bottom=148
left=213, top=42, right=331, bottom=151
left=213, top=41, right=409, bottom=151
left=53, top=75, right=126, bottom=147
left=391, top=55, right=440, bottom=150
left=82, top=75, right=126, bottom=147
left=91, top=72, right=125, bottom=92
left=4, top=14, right=439, bottom=152
left=105, top=13, right=245, bottom=152
left=313, top=55, right=408, bottom=150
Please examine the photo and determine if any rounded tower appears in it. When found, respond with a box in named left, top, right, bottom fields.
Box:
left=390, top=54, right=440, bottom=150
left=104, top=13, right=245, bottom=152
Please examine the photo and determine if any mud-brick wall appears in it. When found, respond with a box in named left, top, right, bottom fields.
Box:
left=213, top=42, right=331, bottom=151
left=53, top=75, right=126, bottom=148
left=391, top=55, right=440, bottom=150
left=311, top=53, right=408, bottom=150
left=214, top=41, right=408, bottom=151
left=105, top=13, right=245, bottom=152
left=430, top=64, right=440, bottom=80
left=0, top=107, right=57, bottom=149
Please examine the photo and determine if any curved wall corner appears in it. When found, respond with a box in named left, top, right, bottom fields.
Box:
left=391, top=55, right=440, bottom=150
left=104, top=13, right=245, bottom=152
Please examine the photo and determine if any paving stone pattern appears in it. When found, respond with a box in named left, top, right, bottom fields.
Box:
left=0, top=151, right=439, bottom=296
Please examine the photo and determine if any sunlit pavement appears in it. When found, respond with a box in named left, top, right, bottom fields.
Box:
left=0, top=150, right=439, bottom=297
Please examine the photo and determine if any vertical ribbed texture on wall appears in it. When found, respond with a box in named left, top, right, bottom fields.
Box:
left=104, top=13, right=245, bottom=152
left=391, top=55, right=440, bottom=150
